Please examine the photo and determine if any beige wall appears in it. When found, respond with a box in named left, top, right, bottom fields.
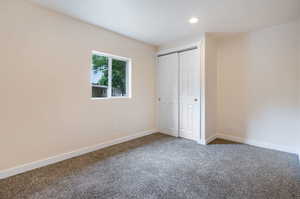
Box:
left=158, top=35, right=204, bottom=51
left=204, top=35, right=218, bottom=140
left=0, top=0, right=156, bottom=170
left=217, top=20, right=300, bottom=151
left=298, top=21, right=300, bottom=155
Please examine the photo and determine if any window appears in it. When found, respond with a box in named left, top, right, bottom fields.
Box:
left=91, top=51, right=131, bottom=99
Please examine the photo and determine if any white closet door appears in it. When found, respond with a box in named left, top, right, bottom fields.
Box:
left=179, top=49, right=201, bottom=141
left=157, top=53, right=179, bottom=137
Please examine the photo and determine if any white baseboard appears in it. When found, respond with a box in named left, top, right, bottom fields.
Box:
left=0, top=129, right=157, bottom=179
left=204, top=135, right=218, bottom=145
left=158, top=129, right=178, bottom=137
left=217, top=133, right=298, bottom=155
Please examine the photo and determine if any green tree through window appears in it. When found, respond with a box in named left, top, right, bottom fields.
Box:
left=112, top=59, right=126, bottom=96
left=92, top=54, right=108, bottom=86
left=91, top=53, right=129, bottom=98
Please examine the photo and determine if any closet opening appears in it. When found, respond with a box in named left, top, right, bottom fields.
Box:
left=157, top=43, right=205, bottom=144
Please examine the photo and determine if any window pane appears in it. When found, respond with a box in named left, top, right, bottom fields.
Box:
left=112, top=59, right=127, bottom=97
left=91, top=54, right=108, bottom=98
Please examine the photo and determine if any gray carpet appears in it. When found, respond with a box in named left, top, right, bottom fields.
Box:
left=1, top=133, right=300, bottom=199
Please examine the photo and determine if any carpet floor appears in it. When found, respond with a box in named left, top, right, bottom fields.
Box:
left=1, top=133, right=300, bottom=199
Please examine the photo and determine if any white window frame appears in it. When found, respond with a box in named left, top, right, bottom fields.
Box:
left=91, top=50, right=132, bottom=99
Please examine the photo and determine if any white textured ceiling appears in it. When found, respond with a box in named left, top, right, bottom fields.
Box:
left=30, top=0, right=300, bottom=46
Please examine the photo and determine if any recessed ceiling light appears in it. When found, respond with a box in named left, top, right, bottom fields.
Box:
left=189, top=17, right=199, bottom=24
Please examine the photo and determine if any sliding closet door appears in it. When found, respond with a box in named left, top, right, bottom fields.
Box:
left=157, top=53, right=179, bottom=137
left=179, top=49, right=200, bottom=141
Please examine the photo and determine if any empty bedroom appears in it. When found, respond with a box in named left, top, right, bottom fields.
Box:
left=0, top=0, right=299, bottom=198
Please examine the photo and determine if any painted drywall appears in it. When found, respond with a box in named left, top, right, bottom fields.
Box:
left=158, top=35, right=204, bottom=51
left=30, top=0, right=300, bottom=45
left=217, top=20, right=300, bottom=152
left=204, top=35, right=218, bottom=140
left=0, top=0, right=156, bottom=171
left=298, top=21, right=300, bottom=156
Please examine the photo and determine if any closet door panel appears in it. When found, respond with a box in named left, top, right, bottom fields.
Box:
left=157, top=53, right=179, bottom=136
left=179, top=49, right=200, bottom=141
